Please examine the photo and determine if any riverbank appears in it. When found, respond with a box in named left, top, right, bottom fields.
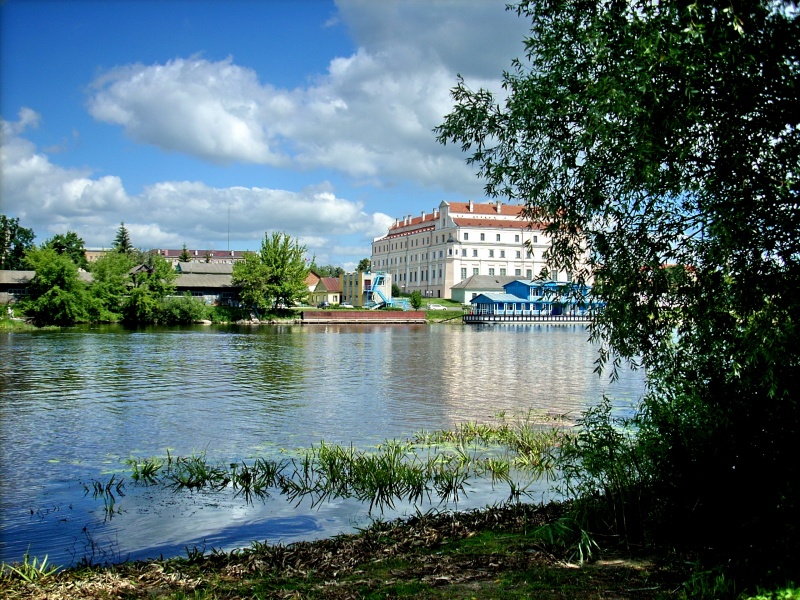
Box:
left=0, top=503, right=686, bottom=600
left=3, top=502, right=792, bottom=600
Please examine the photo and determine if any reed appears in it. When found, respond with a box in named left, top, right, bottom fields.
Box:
left=119, top=416, right=567, bottom=514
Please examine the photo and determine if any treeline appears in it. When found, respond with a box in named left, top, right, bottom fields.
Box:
left=1, top=220, right=235, bottom=326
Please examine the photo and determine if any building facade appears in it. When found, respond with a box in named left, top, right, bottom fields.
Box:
left=371, top=200, right=574, bottom=299
left=339, top=271, right=393, bottom=307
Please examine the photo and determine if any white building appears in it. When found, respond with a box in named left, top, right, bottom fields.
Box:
left=371, top=200, right=574, bottom=300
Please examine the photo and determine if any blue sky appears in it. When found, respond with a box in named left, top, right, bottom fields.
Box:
left=1, top=0, right=529, bottom=270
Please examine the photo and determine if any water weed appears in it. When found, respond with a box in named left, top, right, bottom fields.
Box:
left=1, top=547, right=59, bottom=582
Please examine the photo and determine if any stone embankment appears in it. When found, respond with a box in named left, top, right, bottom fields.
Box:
left=301, top=310, right=427, bottom=324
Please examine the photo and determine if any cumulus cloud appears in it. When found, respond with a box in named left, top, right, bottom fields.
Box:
left=1, top=111, right=389, bottom=261
left=88, top=57, right=288, bottom=165
left=84, top=1, right=524, bottom=194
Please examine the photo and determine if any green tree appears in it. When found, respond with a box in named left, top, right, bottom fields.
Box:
left=233, top=232, right=309, bottom=311
left=436, top=0, right=799, bottom=582
left=0, top=215, right=36, bottom=270
left=112, top=222, right=134, bottom=254
left=89, top=250, right=135, bottom=320
left=22, top=247, right=90, bottom=325
left=231, top=251, right=269, bottom=311
left=43, top=231, right=89, bottom=270
left=121, top=254, right=177, bottom=323
left=310, top=263, right=344, bottom=278
left=409, top=290, right=423, bottom=310
left=357, top=258, right=371, bottom=273
left=179, top=244, right=191, bottom=262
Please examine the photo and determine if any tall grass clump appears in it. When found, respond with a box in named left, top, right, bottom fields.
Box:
left=1, top=547, right=59, bottom=582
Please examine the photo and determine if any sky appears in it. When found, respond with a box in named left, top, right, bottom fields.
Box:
left=1, top=0, right=531, bottom=270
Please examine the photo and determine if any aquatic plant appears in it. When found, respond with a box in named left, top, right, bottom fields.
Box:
left=1, top=547, right=59, bottom=582
left=118, top=414, right=567, bottom=514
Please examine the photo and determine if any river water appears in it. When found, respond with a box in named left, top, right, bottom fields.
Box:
left=0, top=323, right=645, bottom=568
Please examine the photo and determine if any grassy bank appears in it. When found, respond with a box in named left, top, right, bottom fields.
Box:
left=2, top=503, right=796, bottom=599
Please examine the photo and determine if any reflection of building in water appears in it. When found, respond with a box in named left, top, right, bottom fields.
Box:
left=421, top=325, right=638, bottom=424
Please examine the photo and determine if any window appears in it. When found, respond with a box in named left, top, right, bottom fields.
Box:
left=472, top=249, right=478, bottom=257
left=480, top=233, right=485, bottom=241
left=515, top=234, right=520, bottom=242
left=464, top=233, right=469, bottom=240
left=448, top=249, right=452, bottom=255
left=488, top=268, right=495, bottom=275
left=526, top=269, right=532, bottom=279
left=439, top=250, right=443, bottom=258
left=500, top=268, right=506, bottom=276
left=515, top=268, right=521, bottom=276
left=496, top=234, right=501, bottom=241
left=473, top=268, right=479, bottom=275
left=489, top=249, right=494, bottom=258
left=526, top=251, right=532, bottom=259
left=461, top=268, right=467, bottom=279
left=461, top=249, right=466, bottom=256
left=516, top=251, right=521, bottom=258
left=533, top=236, right=538, bottom=243
left=500, top=250, right=505, bottom=258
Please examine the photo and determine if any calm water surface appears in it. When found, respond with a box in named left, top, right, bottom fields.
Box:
left=0, top=323, right=644, bottom=567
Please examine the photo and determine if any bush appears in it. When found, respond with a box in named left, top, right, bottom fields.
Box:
left=159, top=294, right=208, bottom=324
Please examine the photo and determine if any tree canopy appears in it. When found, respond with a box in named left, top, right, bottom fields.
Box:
left=43, top=231, right=89, bottom=270
left=0, top=215, right=36, bottom=270
left=23, top=247, right=90, bottom=325
left=232, top=232, right=310, bottom=311
left=357, top=258, right=371, bottom=272
left=437, top=0, right=799, bottom=582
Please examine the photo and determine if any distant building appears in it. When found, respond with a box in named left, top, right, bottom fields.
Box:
left=371, top=200, right=580, bottom=300
left=339, top=271, right=393, bottom=307
left=85, top=249, right=110, bottom=263
left=449, top=274, right=518, bottom=304
left=151, top=248, right=248, bottom=266
left=310, top=277, right=341, bottom=306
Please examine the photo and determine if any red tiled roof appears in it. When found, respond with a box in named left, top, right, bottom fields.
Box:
left=388, top=212, right=439, bottom=232
left=452, top=218, right=544, bottom=230
left=152, top=249, right=248, bottom=259
left=447, top=201, right=525, bottom=217
left=319, top=277, right=341, bottom=292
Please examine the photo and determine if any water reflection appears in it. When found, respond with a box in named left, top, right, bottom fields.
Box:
left=0, top=324, right=644, bottom=567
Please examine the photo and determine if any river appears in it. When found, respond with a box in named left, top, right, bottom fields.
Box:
left=0, top=323, right=645, bottom=568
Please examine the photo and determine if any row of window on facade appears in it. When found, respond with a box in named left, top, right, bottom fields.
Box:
left=375, top=233, right=539, bottom=253
left=375, top=248, right=538, bottom=268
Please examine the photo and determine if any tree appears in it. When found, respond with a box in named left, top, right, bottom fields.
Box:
left=112, top=222, right=134, bottom=254
left=310, top=263, right=344, bottom=278
left=409, top=290, right=423, bottom=310
left=22, top=247, right=90, bottom=325
left=232, top=232, right=309, bottom=311
left=179, top=244, right=191, bottom=262
left=121, top=254, right=177, bottom=323
left=357, top=258, right=371, bottom=273
left=436, top=0, right=799, bottom=582
left=43, top=231, right=89, bottom=270
left=0, top=215, right=35, bottom=270
left=89, top=250, right=135, bottom=320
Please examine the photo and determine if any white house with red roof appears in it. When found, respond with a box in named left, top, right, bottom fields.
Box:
left=371, top=200, right=581, bottom=300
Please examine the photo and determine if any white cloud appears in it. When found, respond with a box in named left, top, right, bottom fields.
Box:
left=84, top=2, right=524, bottom=195
left=1, top=112, right=390, bottom=263
left=88, top=57, right=287, bottom=165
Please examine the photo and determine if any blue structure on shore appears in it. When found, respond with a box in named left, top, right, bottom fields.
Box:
left=464, top=280, right=601, bottom=323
